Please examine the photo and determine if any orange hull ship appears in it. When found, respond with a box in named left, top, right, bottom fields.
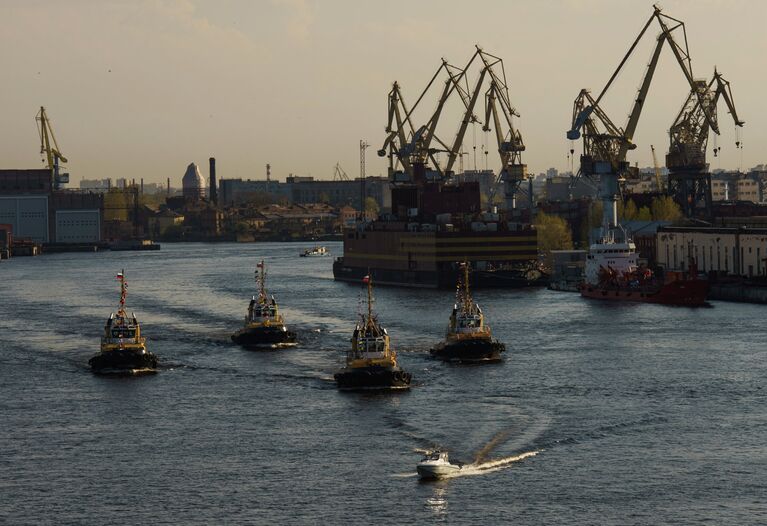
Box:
left=581, top=227, right=709, bottom=307
left=581, top=276, right=709, bottom=306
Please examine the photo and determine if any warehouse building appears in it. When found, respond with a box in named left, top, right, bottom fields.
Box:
left=656, top=226, right=767, bottom=277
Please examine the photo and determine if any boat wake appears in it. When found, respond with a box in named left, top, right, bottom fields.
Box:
left=453, top=450, right=539, bottom=478
left=401, top=424, right=543, bottom=480
left=393, top=450, right=539, bottom=480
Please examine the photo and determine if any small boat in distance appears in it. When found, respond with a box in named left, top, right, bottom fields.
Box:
left=89, top=270, right=158, bottom=375
left=300, top=246, right=329, bottom=257
left=232, top=260, right=297, bottom=348
left=334, top=275, right=411, bottom=390
left=416, top=450, right=464, bottom=479
left=430, top=262, right=505, bottom=363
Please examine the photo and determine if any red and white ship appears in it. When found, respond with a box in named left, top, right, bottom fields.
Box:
left=581, top=227, right=709, bottom=306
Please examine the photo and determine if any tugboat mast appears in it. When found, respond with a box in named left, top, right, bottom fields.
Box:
left=116, top=269, right=127, bottom=318
left=257, top=260, right=266, bottom=301
left=367, top=275, right=373, bottom=326
left=462, top=261, right=472, bottom=312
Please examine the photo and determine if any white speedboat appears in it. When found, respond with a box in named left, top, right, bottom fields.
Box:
left=416, top=451, right=463, bottom=479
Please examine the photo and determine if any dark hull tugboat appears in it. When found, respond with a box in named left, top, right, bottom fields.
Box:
left=431, top=262, right=505, bottom=363
left=89, top=270, right=158, bottom=375
left=334, top=275, right=411, bottom=390
left=232, top=260, right=297, bottom=348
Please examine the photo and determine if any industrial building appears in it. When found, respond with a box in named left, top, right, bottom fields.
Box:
left=182, top=163, right=207, bottom=200
left=656, top=226, right=767, bottom=277
left=710, top=171, right=763, bottom=203
left=544, top=176, right=596, bottom=201
left=289, top=176, right=390, bottom=211
left=0, top=169, right=102, bottom=244
left=218, top=175, right=391, bottom=211
left=219, top=179, right=292, bottom=205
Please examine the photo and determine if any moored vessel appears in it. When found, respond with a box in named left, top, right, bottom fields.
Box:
left=232, top=260, right=297, bottom=348
left=334, top=275, right=411, bottom=390
left=89, top=270, right=158, bottom=375
left=431, top=262, right=505, bottom=363
left=416, top=450, right=463, bottom=479
left=581, top=226, right=709, bottom=306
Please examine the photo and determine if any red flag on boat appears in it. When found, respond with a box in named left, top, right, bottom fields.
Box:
left=362, top=275, right=370, bottom=284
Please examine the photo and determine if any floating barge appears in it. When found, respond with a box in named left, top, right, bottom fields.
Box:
left=333, top=181, right=544, bottom=289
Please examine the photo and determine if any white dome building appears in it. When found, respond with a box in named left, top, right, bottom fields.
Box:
left=182, top=162, right=206, bottom=200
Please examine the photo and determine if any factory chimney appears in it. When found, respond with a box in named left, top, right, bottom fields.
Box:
left=209, top=157, right=218, bottom=205
left=266, top=163, right=271, bottom=194
left=167, top=177, right=170, bottom=197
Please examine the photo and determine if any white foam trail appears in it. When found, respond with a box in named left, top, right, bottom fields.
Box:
left=393, top=451, right=539, bottom=480
left=391, top=472, right=420, bottom=478
left=441, top=450, right=540, bottom=479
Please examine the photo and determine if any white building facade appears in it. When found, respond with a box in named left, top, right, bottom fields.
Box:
left=656, top=227, right=767, bottom=277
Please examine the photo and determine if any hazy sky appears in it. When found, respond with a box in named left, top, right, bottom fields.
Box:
left=1, top=0, right=762, bottom=186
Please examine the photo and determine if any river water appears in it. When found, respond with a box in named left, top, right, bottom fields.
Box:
left=1, top=242, right=765, bottom=525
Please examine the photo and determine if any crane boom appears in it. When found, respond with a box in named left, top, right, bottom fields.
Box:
left=619, top=33, right=666, bottom=159
left=444, top=66, right=486, bottom=175
left=666, top=70, right=744, bottom=218
left=566, top=5, right=710, bottom=228
left=477, top=48, right=528, bottom=210
left=35, top=106, right=68, bottom=190
left=378, top=52, right=482, bottom=182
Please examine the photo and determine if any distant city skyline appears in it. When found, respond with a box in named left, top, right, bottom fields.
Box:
left=1, top=0, right=761, bottom=186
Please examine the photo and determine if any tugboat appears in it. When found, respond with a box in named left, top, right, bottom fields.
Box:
left=232, top=260, right=297, bottom=348
left=334, top=275, right=411, bottom=390
left=300, top=246, right=329, bottom=257
left=417, top=450, right=464, bottom=480
left=89, top=270, right=158, bottom=375
left=580, top=226, right=709, bottom=306
left=431, top=262, right=505, bottom=363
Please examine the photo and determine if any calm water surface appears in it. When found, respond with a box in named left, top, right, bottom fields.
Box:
left=1, top=242, right=765, bottom=524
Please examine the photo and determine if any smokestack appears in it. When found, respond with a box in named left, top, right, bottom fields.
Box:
left=209, top=157, right=218, bottom=205
left=167, top=177, right=170, bottom=197
left=140, top=178, right=144, bottom=194
left=266, top=163, right=271, bottom=194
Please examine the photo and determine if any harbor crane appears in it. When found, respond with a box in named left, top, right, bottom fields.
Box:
left=566, top=5, right=712, bottom=229
left=478, top=48, right=528, bottom=211
left=333, top=163, right=350, bottom=181
left=378, top=47, right=528, bottom=213
left=378, top=50, right=484, bottom=183
left=666, top=70, right=744, bottom=219
left=36, top=106, right=69, bottom=190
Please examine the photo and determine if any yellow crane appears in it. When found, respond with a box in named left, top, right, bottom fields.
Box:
left=650, top=144, right=664, bottom=192
left=35, top=106, right=69, bottom=189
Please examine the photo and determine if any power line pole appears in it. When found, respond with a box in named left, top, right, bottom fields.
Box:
left=360, top=140, right=369, bottom=220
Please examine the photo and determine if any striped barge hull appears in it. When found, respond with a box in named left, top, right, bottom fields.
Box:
left=333, top=228, right=545, bottom=289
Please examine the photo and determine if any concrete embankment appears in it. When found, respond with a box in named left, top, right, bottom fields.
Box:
left=709, top=283, right=767, bottom=304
